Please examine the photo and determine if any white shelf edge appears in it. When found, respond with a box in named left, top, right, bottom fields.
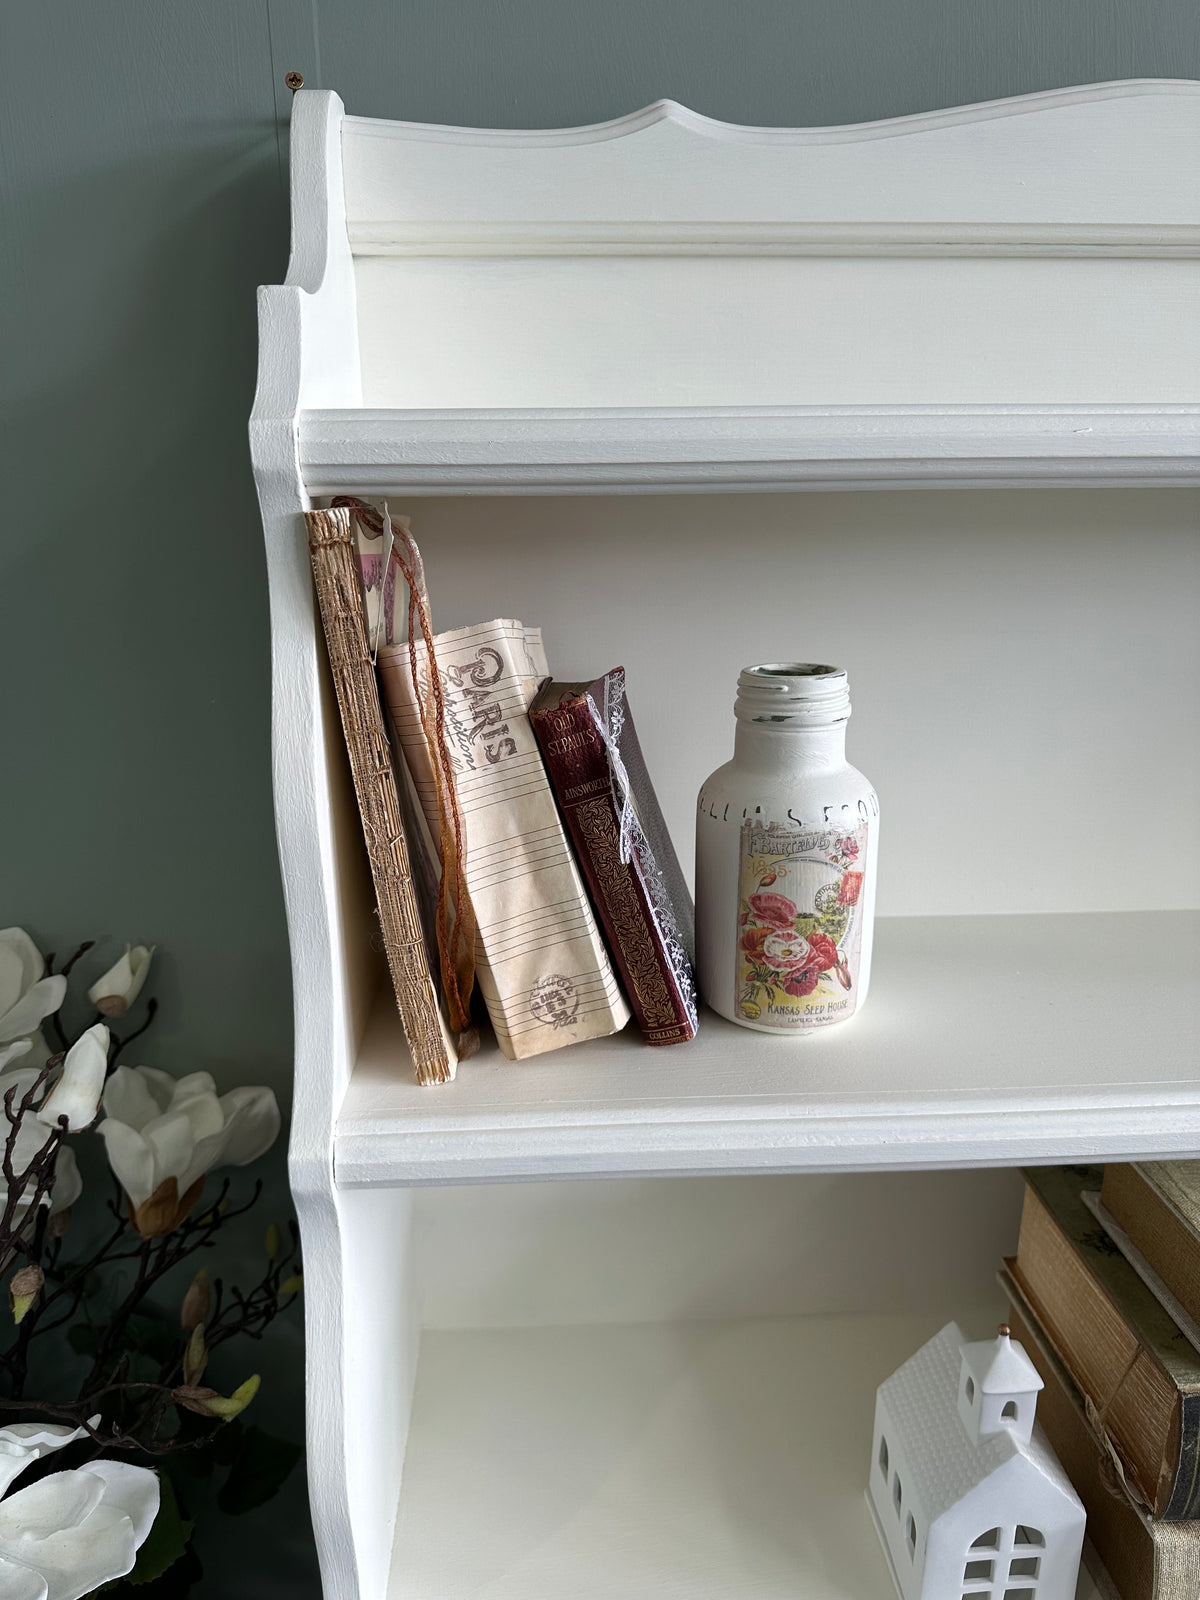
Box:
left=300, top=404, right=1200, bottom=494
left=335, top=1090, right=1200, bottom=1188
left=346, top=220, right=1200, bottom=257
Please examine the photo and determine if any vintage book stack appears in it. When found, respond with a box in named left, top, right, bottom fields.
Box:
left=308, top=499, right=698, bottom=1080
left=1001, top=1162, right=1200, bottom=1600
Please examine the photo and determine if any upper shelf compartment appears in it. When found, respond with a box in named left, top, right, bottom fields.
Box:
left=261, top=82, right=1200, bottom=492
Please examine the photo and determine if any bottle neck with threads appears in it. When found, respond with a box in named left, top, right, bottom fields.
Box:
left=732, top=663, right=851, bottom=772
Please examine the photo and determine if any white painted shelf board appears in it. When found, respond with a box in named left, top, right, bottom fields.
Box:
left=337, top=911, right=1200, bottom=1185
left=299, top=404, right=1200, bottom=494
left=387, top=1308, right=1102, bottom=1600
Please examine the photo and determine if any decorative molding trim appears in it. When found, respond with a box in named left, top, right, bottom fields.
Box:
left=343, top=78, right=1200, bottom=150
left=335, top=1093, right=1200, bottom=1187
left=346, top=219, right=1200, bottom=258
left=299, top=404, right=1200, bottom=493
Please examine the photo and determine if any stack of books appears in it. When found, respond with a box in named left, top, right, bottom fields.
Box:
left=1002, top=1163, right=1200, bottom=1600
left=306, top=501, right=698, bottom=1084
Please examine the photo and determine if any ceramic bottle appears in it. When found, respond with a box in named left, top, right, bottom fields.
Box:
left=695, top=663, right=879, bottom=1034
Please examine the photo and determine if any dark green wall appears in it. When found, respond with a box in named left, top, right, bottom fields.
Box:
left=2, top=4, right=1197, bottom=1596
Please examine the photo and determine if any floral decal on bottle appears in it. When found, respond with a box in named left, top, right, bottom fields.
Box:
left=735, top=819, right=869, bottom=1029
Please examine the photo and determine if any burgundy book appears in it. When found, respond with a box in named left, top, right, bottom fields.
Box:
left=530, top=669, right=698, bottom=1046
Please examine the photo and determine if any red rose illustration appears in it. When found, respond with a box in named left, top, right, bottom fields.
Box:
left=838, top=871, right=864, bottom=906
left=836, top=835, right=860, bottom=862
left=747, top=891, right=797, bottom=931
left=780, top=930, right=840, bottom=998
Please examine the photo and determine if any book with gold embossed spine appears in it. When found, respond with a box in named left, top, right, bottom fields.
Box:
left=530, top=670, right=698, bottom=1045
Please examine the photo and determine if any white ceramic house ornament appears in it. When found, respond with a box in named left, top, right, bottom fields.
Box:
left=867, top=1323, right=1085, bottom=1600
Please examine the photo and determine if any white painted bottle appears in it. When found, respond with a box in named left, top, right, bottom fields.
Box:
left=696, top=664, right=879, bottom=1034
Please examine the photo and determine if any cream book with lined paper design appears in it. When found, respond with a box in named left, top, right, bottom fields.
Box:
left=378, top=620, right=630, bottom=1059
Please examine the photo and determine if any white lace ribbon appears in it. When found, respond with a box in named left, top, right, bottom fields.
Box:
left=584, top=673, right=635, bottom=864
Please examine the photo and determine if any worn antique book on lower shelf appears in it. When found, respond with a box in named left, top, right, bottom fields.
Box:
left=378, top=620, right=631, bottom=1060
left=1003, top=1270, right=1200, bottom=1600
left=529, top=669, right=698, bottom=1046
left=305, top=506, right=457, bottom=1085
left=1011, top=1165, right=1200, bottom=1521
left=1101, top=1164, right=1200, bottom=1334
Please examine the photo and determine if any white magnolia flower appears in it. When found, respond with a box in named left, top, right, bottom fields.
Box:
left=0, top=1033, right=52, bottom=1080
left=39, top=1026, right=109, bottom=1133
left=99, top=1067, right=280, bottom=1237
left=87, top=946, right=154, bottom=1018
left=0, top=932, right=66, bottom=1048
left=7, top=1120, right=81, bottom=1219
left=0, top=1065, right=82, bottom=1220
left=0, top=1420, right=159, bottom=1600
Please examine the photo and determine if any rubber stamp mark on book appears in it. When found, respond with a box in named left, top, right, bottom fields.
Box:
left=529, top=974, right=579, bottom=1029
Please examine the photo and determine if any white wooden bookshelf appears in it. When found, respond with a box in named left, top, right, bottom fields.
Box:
left=250, top=82, right=1200, bottom=1600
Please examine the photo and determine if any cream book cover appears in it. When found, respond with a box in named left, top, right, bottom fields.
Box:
left=379, top=619, right=630, bottom=1060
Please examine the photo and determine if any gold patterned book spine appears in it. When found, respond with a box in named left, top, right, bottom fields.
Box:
left=528, top=671, right=698, bottom=1046
left=305, top=507, right=455, bottom=1085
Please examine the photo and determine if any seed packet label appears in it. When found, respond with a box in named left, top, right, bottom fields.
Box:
left=735, top=819, right=868, bottom=1029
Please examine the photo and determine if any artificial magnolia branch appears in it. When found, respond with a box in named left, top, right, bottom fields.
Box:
left=0, top=928, right=300, bottom=1592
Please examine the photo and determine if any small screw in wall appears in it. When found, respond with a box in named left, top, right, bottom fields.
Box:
left=286, top=72, right=305, bottom=92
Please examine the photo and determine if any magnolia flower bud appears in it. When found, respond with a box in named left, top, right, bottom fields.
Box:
left=47, top=1205, right=72, bottom=1239
left=180, top=1267, right=211, bottom=1330
left=9, top=1264, right=44, bottom=1324
left=279, top=1274, right=303, bottom=1297
left=203, top=1374, right=261, bottom=1420
left=40, top=1024, right=109, bottom=1131
left=183, top=1325, right=207, bottom=1386
left=265, top=1224, right=281, bottom=1260
left=88, top=945, right=154, bottom=1017
left=172, top=1374, right=260, bottom=1421
left=171, top=1385, right=221, bottom=1417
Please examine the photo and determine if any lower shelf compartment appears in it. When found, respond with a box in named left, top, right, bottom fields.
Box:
left=387, top=1308, right=1103, bottom=1599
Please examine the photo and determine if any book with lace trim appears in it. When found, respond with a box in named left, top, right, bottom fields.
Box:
left=1011, top=1165, right=1200, bottom=1521
left=378, top=621, right=630, bottom=1059
left=304, top=506, right=456, bottom=1085
left=529, top=670, right=697, bottom=1046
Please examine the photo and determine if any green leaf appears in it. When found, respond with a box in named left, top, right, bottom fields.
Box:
left=216, top=1426, right=303, bottom=1516
left=123, top=1473, right=193, bottom=1585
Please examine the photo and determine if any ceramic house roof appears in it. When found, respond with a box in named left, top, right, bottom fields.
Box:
left=960, top=1329, right=1044, bottom=1395
left=878, top=1323, right=1066, bottom=1527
